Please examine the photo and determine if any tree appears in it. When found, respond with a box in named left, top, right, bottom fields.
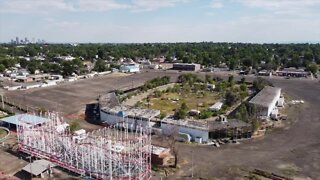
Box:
left=0, top=64, right=5, bottom=73
left=228, top=75, right=235, bottom=87
left=238, top=104, right=249, bottom=122
left=93, top=59, right=107, bottom=72
left=200, top=110, right=213, bottom=119
left=253, top=77, right=273, bottom=92
left=225, top=91, right=239, bottom=106
left=205, top=74, right=211, bottom=83
left=61, top=61, right=75, bottom=76
left=240, top=77, right=246, bottom=84
left=307, top=64, right=318, bottom=76
left=27, top=60, right=40, bottom=74
left=240, top=83, right=247, bottom=91
left=175, top=102, right=188, bottom=119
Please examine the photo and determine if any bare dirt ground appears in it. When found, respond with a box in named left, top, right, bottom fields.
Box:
left=3, top=70, right=320, bottom=179
left=158, top=77, right=320, bottom=180
left=5, top=72, right=180, bottom=115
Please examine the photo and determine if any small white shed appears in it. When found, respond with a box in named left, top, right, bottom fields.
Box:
left=209, top=102, right=223, bottom=111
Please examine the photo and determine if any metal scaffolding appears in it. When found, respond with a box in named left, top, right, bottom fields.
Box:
left=17, top=112, right=151, bottom=179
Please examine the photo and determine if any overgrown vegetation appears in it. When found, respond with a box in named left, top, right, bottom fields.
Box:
left=139, top=74, right=250, bottom=120
left=140, top=76, right=170, bottom=92
left=174, top=102, right=188, bottom=119
left=69, top=121, right=81, bottom=133
left=253, top=77, right=273, bottom=92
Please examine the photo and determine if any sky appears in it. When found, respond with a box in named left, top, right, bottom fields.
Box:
left=0, top=0, right=320, bottom=43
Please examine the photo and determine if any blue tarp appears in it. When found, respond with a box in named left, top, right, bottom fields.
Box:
left=0, top=114, right=49, bottom=126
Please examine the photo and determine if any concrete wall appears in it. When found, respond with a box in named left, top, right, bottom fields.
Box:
left=161, top=122, right=209, bottom=143
left=267, top=90, right=281, bottom=116
left=100, top=110, right=154, bottom=130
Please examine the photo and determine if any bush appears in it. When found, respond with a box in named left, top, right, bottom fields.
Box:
left=199, top=110, right=213, bottom=119
left=225, top=91, right=239, bottom=106
left=159, top=112, right=167, bottom=119
left=140, top=76, right=170, bottom=91
left=70, top=121, right=80, bottom=133
left=253, top=77, right=273, bottom=92
left=174, top=102, right=188, bottom=119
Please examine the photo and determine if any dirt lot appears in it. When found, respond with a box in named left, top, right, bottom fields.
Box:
left=158, top=77, right=320, bottom=179
left=5, top=71, right=180, bottom=116
left=3, top=70, right=320, bottom=179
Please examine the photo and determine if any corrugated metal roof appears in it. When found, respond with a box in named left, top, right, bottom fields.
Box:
left=249, top=86, right=281, bottom=107
left=22, top=159, right=56, bottom=176
left=0, top=114, right=49, bottom=126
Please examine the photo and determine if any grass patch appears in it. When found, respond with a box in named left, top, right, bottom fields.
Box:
left=0, top=129, right=8, bottom=138
left=143, top=91, right=221, bottom=115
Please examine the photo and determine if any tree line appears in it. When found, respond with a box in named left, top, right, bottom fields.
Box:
left=0, top=42, right=319, bottom=75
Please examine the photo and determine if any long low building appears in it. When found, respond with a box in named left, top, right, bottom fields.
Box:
left=172, top=63, right=201, bottom=71
left=276, top=67, right=309, bottom=77
left=249, top=86, right=281, bottom=117
left=161, top=117, right=250, bottom=143
left=99, top=93, right=160, bottom=130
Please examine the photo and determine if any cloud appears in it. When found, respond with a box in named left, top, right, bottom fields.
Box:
left=210, top=0, right=224, bottom=9
left=238, top=0, right=320, bottom=14
left=76, top=0, right=129, bottom=12
left=0, top=0, right=74, bottom=13
left=0, top=0, right=190, bottom=14
left=130, top=0, right=188, bottom=12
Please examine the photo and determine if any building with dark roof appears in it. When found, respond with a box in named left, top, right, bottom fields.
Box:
left=172, top=63, right=201, bottom=71
left=276, top=67, right=309, bottom=77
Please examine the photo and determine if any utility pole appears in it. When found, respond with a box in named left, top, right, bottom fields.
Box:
left=27, top=156, right=32, bottom=179
left=191, top=150, right=194, bottom=179
left=1, top=94, right=4, bottom=110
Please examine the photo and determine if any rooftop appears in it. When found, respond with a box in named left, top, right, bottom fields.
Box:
left=151, top=145, right=170, bottom=156
left=208, top=120, right=250, bottom=131
left=249, top=86, right=281, bottom=107
left=99, top=93, right=160, bottom=120
left=101, top=105, right=161, bottom=120
left=161, top=118, right=250, bottom=131
left=0, top=114, right=49, bottom=126
left=22, top=159, right=56, bottom=176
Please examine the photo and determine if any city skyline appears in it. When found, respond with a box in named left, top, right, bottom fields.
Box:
left=0, top=0, right=320, bottom=43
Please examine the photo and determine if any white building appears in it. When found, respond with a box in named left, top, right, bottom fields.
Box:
left=99, top=93, right=160, bottom=130
left=249, top=86, right=281, bottom=117
left=120, top=64, right=140, bottom=73
left=55, top=55, right=75, bottom=61
left=161, top=119, right=209, bottom=143
left=209, top=102, right=223, bottom=111
left=161, top=118, right=250, bottom=143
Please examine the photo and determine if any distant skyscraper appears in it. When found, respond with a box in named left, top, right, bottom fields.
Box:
left=16, top=37, right=19, bottom=44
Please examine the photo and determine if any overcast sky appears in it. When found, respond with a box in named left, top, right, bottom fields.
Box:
left=0, top=0, right=320, bottom=43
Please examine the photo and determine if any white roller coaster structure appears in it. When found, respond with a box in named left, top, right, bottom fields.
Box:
left=17, top=112, right=151, bottom=179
